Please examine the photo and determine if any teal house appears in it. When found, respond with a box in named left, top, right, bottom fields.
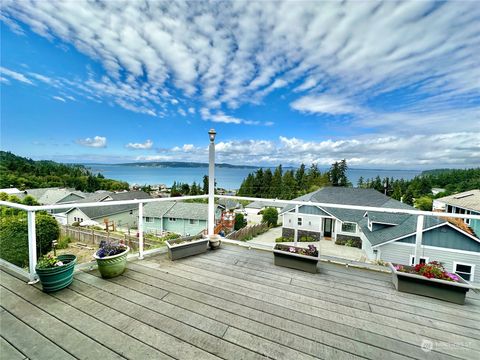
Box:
left=143, top=201, right=221, bottom=236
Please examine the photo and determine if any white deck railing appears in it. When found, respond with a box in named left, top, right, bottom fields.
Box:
left=1, top=193, right=479, bottom=282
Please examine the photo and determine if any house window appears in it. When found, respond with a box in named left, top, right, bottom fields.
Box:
left=341, top=222, right=356, bottom=233
left=169, top=218, right=176, bottom=222
left=80, top=218, right=84, bottom=223
left=189, top=219, right=198, bottom=225
left=297, top=217, right=302, bottom=226
left=74, top=217, right=77, bottom=222
left=454, top=262, right=475, bottom=281
left=409, top=255, right=429, bottom=266
left=145, top=217, right=154, bottom=223
left=288, top=219, right=291, bottom=224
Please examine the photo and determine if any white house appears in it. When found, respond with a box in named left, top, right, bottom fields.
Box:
left=281, top=187, right=480, bottom=283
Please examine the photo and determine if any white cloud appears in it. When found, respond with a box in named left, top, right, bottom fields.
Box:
left=76, top=136, right=107, bottom=148
left=134, top=132, right=480, bottom=168
left=188, top=107, right=195, bottom=114
left=290, top=94, right=360, bottom=115
left=0, top=66, right=33, bottom=85
left=126, top=139, right=153, bottom=150
left=2, top=0, right=478, bottom=117
left=178, top=108, right=187, bottom=116
left=52, top=96, right=66, bottom=102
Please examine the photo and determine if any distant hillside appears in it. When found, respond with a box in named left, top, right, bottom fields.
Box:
left=0, top=151, right=129, bottom=192
left=119, top=161, right=259, bottom=169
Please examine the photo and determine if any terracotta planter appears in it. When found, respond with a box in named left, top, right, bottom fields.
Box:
left=273, top=245, right=319, bottom=273
left=36, top=254, right=76, bottom=293
left=389, top=263, right=473, bottom=305
left=166, top=238, right=209, bottom=260
left=94, top=246, right=130, bottom=279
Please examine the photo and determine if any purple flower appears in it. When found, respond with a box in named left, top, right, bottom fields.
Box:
left=288, top=247, right=296, bottom=253
left=447, top=273, right=460, bottom=281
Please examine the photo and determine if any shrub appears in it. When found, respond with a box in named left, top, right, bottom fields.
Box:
left=335, top=237, right=361, bottom=248
left=299, top=235, right=316, bottom=242
left=56, top=236, right=72, bottom=249
left=275, top=236, right=293, bottom=243
left=262, top=207, right=278, bottom=227
left=234, top=213, right=247, bottom=230
left=0, top=213, right=59, bottom=267
left=72, top=221, right=80, bottom=227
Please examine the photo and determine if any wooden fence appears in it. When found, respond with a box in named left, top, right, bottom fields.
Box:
left=60, top=226, right=154, bottom=251
left=226, top=223, right=269, bottom=241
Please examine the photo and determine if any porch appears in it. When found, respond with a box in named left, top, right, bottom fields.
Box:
left=1, top=244, right=479, bottom=360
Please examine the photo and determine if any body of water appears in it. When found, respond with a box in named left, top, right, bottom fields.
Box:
left=85, top=164, right=422, bottom=190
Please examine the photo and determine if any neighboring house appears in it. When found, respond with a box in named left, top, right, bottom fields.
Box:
left=433, top=190, right=480, bottom=237
left=65, top=191, right=151, bottom=228
left=143, top=201, right=221, bottom=236
left=245, top=200, right=286, bottom=215
left=281, top=187, right=480, bottom=283
left=19, top=188, right=87, bottom=214
left=0, top=188, right=22, bottom=195
left=217, top=198, right=242, bottom=212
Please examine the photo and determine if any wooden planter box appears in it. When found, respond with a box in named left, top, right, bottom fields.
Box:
left=166, top=238, right=209, bottom=260
left=389, top=263, right=473, bottom=305
left=273, top=245, right=319, bottom=273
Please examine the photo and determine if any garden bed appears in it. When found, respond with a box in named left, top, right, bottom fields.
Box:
left=166, top=237, right=209, bottom=260
left=389, top=262, right=473, bottom=304
left=273, top=244, right=319, bottom=273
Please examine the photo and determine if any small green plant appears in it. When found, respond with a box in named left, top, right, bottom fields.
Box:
left=37, top=254, right=65, bottom=269
left=72, top=221, right=80, bottom=227
left=299, top=236, right=316, bottom=242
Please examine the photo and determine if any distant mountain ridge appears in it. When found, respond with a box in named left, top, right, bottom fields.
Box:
left=117, top=161, right=259, bottom=169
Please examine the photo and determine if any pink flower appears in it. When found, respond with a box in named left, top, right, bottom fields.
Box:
left=447, top=273, right=460, bottom=282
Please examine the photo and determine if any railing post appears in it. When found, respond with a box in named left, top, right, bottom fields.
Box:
left=294, top=205, right=299, bottom=246
left=27, top=210, right=37, bottom=281
left=208, top=129, right=216, bottom=236
left=414, top=215, right=424, bottom=265
left=138, top=202, right=144, bottom=260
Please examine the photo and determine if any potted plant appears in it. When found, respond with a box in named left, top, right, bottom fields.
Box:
left=273, top=244, right=319, bottom=273
left=208, top=234, right=222, bottom=250
left=94, top=241, right=130, bottom=278
left=166, top=236, right=209, bottom=260
left=389, top=261, right=474, bottom=304
left=36, top=253, right=76, bottom=293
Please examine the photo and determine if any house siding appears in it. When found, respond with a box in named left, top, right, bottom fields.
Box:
left=283, top=212, right=323, bottom=233
left=378, top=242, right=480, bottom=283
left=397, top=225, right=480, bottom=252
left=144, top=217, right=207, bottom=236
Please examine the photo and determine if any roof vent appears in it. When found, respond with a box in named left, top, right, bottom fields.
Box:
left=453, top=193, right=474, bottom=199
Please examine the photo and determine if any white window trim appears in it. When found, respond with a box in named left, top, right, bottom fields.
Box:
left=145, top=217, right=154, bottom=223
left=189, top=219, right=199, bottom=225
left=297, top=217, right=303, bottom=226
left=453, top=261, right=475, bottom=282
left=409, top=255, right=429, bottom=266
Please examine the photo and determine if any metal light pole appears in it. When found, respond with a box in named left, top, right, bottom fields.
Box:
left=208, top=129, right=216, bottom=236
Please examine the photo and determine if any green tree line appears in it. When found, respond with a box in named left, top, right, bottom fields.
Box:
left=357, top=168, right=480, bottom=209
left=0, top=151, right=129, bottom=192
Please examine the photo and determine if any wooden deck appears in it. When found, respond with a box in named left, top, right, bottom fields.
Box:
left=1, top=244, right=479, bottom=360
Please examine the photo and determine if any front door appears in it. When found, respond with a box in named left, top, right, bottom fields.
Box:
left=323, top=218, right=332, bottom=238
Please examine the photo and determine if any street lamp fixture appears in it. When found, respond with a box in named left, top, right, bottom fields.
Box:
left=208, top=128, right=216, bottom=143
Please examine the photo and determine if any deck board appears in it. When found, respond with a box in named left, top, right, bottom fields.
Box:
left=1, top=244, right=479, bottom=360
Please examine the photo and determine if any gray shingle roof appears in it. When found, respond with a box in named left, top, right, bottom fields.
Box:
left=247, top=200, right=288, bottom=209
left=144, top=201, right=219, bottom=221
left=364, top=216, right=444, bottom=247
left=67, top=191, right=151, bottom=219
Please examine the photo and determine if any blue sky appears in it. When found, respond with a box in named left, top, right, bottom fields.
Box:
left=1, top=0, right=479, bottom=168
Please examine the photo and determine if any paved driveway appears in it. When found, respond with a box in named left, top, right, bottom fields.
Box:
left=247, top=227, right=367, bottom=262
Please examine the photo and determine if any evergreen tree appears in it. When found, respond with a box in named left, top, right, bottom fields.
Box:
left=270, top=165, right=283, bottom=198
left=262, top=168, right=273, bottom=198
left=281, top=170, right=297, bottom=199
left=357, top=176, right=365, bottom=188
left=295, top=164, right=307, bottom=193
left=202, top=175, right=209, bottom=194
